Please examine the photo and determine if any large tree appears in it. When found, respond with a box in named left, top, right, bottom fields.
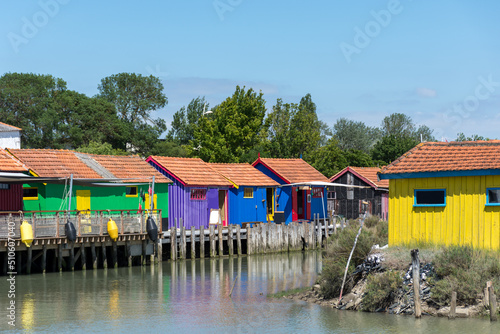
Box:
left=191, top=86, right=266, bottom=163
left=371, top=134, right=418, bottom=164
left=0, top=72, right=67, bottom=148
left=167, top=97, right=207, bottom=145
left=97, top=73, right=167, bottom=155
left=332, top=118, right=381, bottom=153
left=261, top=98, right=293, bottom=158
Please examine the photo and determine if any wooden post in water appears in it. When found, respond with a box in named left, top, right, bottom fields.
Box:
left=112, top=241, right=118, bottom=268
left=42, top=245, right=47, bottom=274
left=247, top=225, right=253, bottom=255
left=236, top=224, right=242, bottom=256
left=200, top=225, right=205, bottom=258
left=69, top=243, right=75, bottom=271
left=449, top=291, right=457, bottom=319
left=102, top=244, right=108, bottom=269
left=26, top=246, right=32, bottom=275
left=58, top=244, right=63, bottom=272
left=218, top=224, right=223, bottom=256
left=411, top=249, right=422, bottom=318
left=81, top=243, right=86, bottom=270
left=141, top=240, right=147, bottom=266
left=191, top=226, right=196, bottom=259
left=209, top=225, right=216, bottom=257
left=126, top=241, right=132, bottom=267
left=180, top=223, right=186, bottom=260
left=91, top=242, right=97, bottom=269
left=157, top=239, right=163, bottom=263
left=170, top=227, right=177, bottom=261
left=228, top=225, right=234, bottom=256
left=489, top=284, right=498, bottom=321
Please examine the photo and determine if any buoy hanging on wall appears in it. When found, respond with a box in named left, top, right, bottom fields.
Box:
left=65, top=220, right=77, bottom=242
left=20, top=220, right=33, bottom=247
left=146, top=216, right=158, bottom=242
left=107, top=218, right=118, bottom=241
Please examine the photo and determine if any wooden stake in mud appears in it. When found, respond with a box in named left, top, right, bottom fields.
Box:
left=489, top=284, right=498, bottom=322
left=449, top=291, right=457, bottom=319
left=411, top=249, right=422, bottom=318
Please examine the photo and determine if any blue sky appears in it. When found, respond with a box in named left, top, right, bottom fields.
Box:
left=1, top=0, right=500, bottom=141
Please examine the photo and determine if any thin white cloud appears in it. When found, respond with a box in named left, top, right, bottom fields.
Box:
left=416, top=87, right=437, bottom=98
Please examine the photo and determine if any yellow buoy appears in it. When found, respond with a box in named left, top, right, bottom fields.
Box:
left=107, top=218, right=118, bottom=241
left=20, top=220, right=33, bottom=248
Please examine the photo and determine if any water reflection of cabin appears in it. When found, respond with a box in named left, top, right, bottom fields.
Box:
left=7, top=149, right=170, bottom=218
left=147, top=156, right=233, bottom=229
left=208, top=163, right=280, bottom=225
left=252, top=158, right=329, bottom=224
left=329, top=166, right=389, bottom=220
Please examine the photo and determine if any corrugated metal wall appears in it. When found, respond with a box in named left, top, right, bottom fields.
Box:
left=0, top=184, right=23, bottom=211
left=389, top=175, right=500, bottom=250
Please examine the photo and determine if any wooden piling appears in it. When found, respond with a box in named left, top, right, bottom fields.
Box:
left=69, top=243, right=75, bottom=271
left=141, top=240, right=147, bottom=266
left=112, top=241, right=118, bottom=268
left=209, top=225, right=216, bottom=257
left=317, top=217, right=322, bottom=249
left=81, top=243, right=86, bottom=270
left=180, top=223, right=186, bottom=260
left=91, top=242, right=97, bottom=269
left=324, top=218, right=329, bottom=249
left=42, top=245, right=47, bottom=274
left=200, top=225, right=205, bottom=258
left=25, top=246, right=32, bottom=275
left=170, top=227, right=177, bottom=261
left=58, top=244, right=63, bottom=272
left=191, top=226, right=196, bottom=259
left=411, top=249, right=422, bottom=318
left=102, top=244, right=108, bottom=269
left=489, top=285, right=498, bottom=321
left=218, top=224, right=223, bottom=256
left=236, top=224, right=242, bottom=256
left=260, top=224, right=266, bottom=254
left=157, top=239, right=163, bottom=263
left=449, top=291, right=457, bottom=319
left=126, top=241, right=132, bottom=267
left=228, top=225, right=234, bottom=256
left=247, top=225, right=253, bottom=255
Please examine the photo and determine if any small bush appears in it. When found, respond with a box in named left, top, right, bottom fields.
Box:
left=362, top=271, right=403, bottom=312
left=430, top=246, right=500, bottom=305
left=363, top=215, right=381, bottom=228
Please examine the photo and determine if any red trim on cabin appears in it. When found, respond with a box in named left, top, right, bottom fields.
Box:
left=306, top=189, right=311, bottom=220
left=292, top=187, right=298, bottom=221
left=146, top=156, right=187, bottom=187
left=251, top=158, right=290, bottom=184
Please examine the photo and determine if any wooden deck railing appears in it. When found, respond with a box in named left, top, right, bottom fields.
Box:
left=0, top=209, right=162, bottom=240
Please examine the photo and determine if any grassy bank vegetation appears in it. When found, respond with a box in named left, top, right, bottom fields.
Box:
left=319, top=216, right=500, bottom=313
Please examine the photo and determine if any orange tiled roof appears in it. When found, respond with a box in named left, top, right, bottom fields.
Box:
left=209, top=163, right=280, bottom=187
left=9, top=149, right=101, bottom=178
left=0, top=122, right=22, bottom=131
left=148, top=156, right=233, bottom=187
left=330, top=166, right=389, bottom=189
left=91, top=155, right=171, bottom=183
left=379, top=141, right=500, bottom=175
left=0, top=148, right=28, bottom=172
left=253, top=158, right=329, bottom=184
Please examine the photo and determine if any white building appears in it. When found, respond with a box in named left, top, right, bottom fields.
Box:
left=0, top=122, right=21, bottom=149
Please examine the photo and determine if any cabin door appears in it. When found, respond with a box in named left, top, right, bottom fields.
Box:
left=297, top=189, right=305, bottom=220
left=266, top=188, right=275, bottom=222
left=218, top=190, right=227, bottom=226
left=76, top=190, right=91, bottom=234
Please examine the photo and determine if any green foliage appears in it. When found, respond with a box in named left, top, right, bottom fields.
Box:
left=97, top=72, right=167, bottom=156
left=320, top=222, right=376, bottom=298
left=362, top=271, right=403, bottom=312
left=150, top=140, right=187, bottom=157
left=430, top=246, right=500, bottom=305
left=262, top=98, right=294, bottom=158
left=333, top=118, right=381, bottom=154
left=455, top=132, right=490, bottom=142
left=305, top=138, right=347, bottom=178
left=0, top=72, right=67, bottom=148
left=371, top=134, right=419, bottom=164
left=76, top=141, right=127, bottom=155
left=191, top=86, right=266, bottom=163
left=167, top=97, right=207, bottom=145
left=381, top=113, right=415, bottom=137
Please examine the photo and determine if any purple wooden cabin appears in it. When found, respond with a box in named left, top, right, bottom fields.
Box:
left=147, top=156, right=233, bottom=229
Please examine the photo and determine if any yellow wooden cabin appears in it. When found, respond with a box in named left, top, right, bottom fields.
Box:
left=378, top=141, right=500, bottom=250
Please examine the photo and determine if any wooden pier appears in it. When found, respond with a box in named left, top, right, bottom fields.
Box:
left=1, top=211, right=345, bottom=275
left=0, top=209, right=162, bottom=275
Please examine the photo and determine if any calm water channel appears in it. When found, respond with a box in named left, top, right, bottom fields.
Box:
left=1, top=252, right=499, bottom=333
